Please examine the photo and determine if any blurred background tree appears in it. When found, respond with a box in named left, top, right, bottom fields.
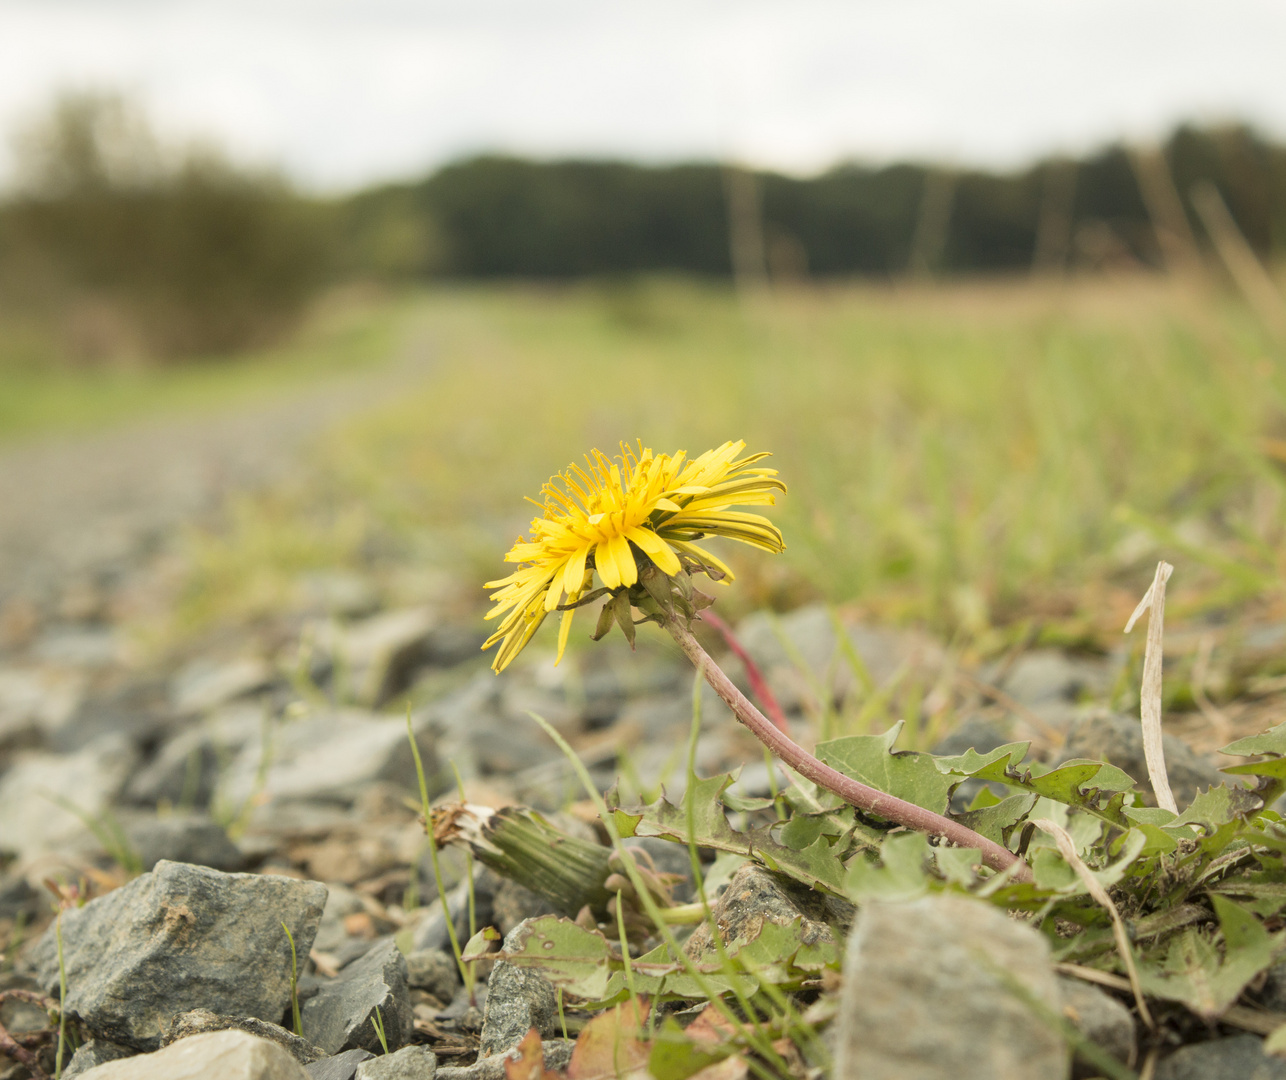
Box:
left=0, top=92, right=335, bottom=367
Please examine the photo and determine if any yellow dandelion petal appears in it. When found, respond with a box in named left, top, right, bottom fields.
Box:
left=483, top=440, right=785, bottom=671
left=625, top=525, right=682, bottom=576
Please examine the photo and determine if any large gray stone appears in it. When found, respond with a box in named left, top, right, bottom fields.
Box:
left=72, top=1030, right=311, bottom=1079
left=301, top=939, right=414, bottom=1056
left=835, top=894, right=1068, bottom=1080
left=356, top=1045, right=438, bottom=1079
left=1059, top=711, right=1223, bottom=807
left=1155, top=1034, right=1286, bottom=1080
left=30, top=860, right=327, bottom=1050
left=478, top=921, right=559, bottom=1057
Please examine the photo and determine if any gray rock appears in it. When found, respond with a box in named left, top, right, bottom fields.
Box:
left=124, top=703, right=264, bottom=809
left=1259, top=958, right=1286, bottom=1011
left=215, top=709, right=439, bottom=813
left=1059, top=711, right=1223, bottom=807
left=301, top=939, right=414, bottom=1056
left=733, top=606, right=938, bottom=712
left=1000, top=650, right=1112, bottom=708
left=0, top=870, right=38, bottom=919
left=312, top=882, right=367, bottom=955
left=835, top=894, right=1068, bottom=1080
left=61, top=1037, right=135, bottom=1078
left=478, top=920, right=560, bottom=1057
left=313, top=608, right=437, bottom=706
left=298, top=572, right=381, bottom=619
left=50, top=677, right=171, bottom=753
left=409, top=867, right=498, bottom=955
left=172, top=656, right=274, bottom=715
left=490, top=878, right=562, bottom=938
left=1057, top=976, right=1135, bottom=1077
left=165, top=1009, right=327, bottom=1064
left=30, top=860, right=327, bottom=1050
left=123, top=813, right=246, bottom=871
left=305, top=1048, right=376, bottom=1080
left=437, top=1040, right=573, bottom=1080
left=71, top=1029, right=311, bottom=1079
left=0, top=735, right=137, bottom=860
left=684, top=862, right=853, bottom=963
left=1156, top=1035, right=1286, bottom=1080
left=405, top=950, right=459, bottom=1002
left=356, top=1045, right=438, bottom=1079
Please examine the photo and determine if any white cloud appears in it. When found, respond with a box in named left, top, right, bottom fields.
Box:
left=0, top=0, right=1281, bottom=190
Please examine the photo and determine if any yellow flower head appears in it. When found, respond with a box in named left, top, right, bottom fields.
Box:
left=483, top=440, right=785, bottom=672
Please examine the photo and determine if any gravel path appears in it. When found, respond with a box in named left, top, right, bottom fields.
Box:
left=0, top=327, right=434, bottom=608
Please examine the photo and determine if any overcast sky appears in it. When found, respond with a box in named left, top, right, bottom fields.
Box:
left=1, top=0, right=1283, bottom=192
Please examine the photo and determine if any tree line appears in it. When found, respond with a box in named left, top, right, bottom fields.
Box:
left=2, top=93, right=1283, bottom=364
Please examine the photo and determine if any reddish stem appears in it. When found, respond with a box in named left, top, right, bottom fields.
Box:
left=700, top=610, right=791, bottom=734
left=667, top=618, right=1032, bottom=881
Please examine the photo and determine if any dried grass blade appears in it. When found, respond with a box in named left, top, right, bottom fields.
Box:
left=1125, top=561, right=1177, bottom=815
left=1034, top=818, right=1155, bottom=1030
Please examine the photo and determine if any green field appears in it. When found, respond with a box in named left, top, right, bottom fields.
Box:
left=0, top=289, right=409, bottom=442
left=154, top=274, right=1285, bottom=651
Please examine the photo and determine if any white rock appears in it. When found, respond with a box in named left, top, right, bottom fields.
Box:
left=75, top=1030, right=311, bottom=1079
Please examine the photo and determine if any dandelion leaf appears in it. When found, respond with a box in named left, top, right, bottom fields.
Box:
left=1136, top=896, right=1286, bottom=1019
left=1222, top=721, right=1286, bottom=758
left=933, top=742, right=1031, bottom=776
left=845, top=831, right=931, bottom=903
left=953, top=792, right=1037, bottom=846
left=609, top=774, right=848, bottom=894
left=501, top=915, right=613, bottom=1000
left=935, top=743, right=1134, bottom=823
left=815, top=721, right=956, bottom=814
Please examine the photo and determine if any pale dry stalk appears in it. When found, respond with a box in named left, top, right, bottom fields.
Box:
left=1125, top=561, right=1178, bottom=814
left=1034, top=819, right=1154, bottom=1030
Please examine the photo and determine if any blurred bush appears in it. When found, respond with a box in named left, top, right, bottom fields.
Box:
left=0, top=93, right=335, bottom=366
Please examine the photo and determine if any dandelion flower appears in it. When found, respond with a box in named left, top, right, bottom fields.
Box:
left=483, top=440, right=785, bottom=672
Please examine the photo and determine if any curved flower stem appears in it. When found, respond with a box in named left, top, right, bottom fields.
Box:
left=665, top=617, right=1032, bottom=881
left=700, top=610, right=791, bottom=734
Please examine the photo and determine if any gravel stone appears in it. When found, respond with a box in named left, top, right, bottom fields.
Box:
left=30, top=860, right=327, bottom=1050
left=305, top=1048, right=376, bottom=1080
left=0, top=735, right=137, bottom=860
left=61, top=1037, right=135, bottom=1078
left=71, top=1029, right=311, bottom=1079
left=405, top=950, right=459, bottom=1002
left=355, top=1045, right=438, bottom=1079
left=684, top=862, right=853, bottom=963
left=1057, top=976, right=1136, bottom=1077
left=301, top=939, right=414, bottom=1055
left=1155, top=1034, right=1286, bottom=1080
left=123, top=814, right=246, bottom=872
left=835, top=894, right=1068, bottom=1080
left=478, top=921, right=559, bottom=1057
left=437, top=1040, right=574, bottom=1080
